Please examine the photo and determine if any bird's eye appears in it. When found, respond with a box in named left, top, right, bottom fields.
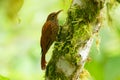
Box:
left=51, top=14, right=54, bottom=17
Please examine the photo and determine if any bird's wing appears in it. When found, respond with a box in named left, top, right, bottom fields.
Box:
left=41, top=21, right=53, bottom=54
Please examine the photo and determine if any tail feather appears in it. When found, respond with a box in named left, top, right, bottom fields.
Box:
left=41, top=52, right=46, bottom=70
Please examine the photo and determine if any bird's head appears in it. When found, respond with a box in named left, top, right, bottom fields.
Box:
left=47, top=10, right=62, bottom=21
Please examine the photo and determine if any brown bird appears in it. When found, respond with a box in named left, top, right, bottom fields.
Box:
left=40, top=10, right=62, bottom=70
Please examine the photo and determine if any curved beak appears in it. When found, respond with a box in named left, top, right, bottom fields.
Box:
left=55, top=10, right=63, bottom=15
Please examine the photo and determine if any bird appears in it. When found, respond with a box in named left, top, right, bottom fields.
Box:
left=40, top=10, right=62, bottom=70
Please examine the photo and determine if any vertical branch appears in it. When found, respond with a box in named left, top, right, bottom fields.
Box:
left=45, top=0, right=105, bottom=80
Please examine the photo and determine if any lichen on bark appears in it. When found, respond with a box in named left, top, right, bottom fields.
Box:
left=45, top=0, right=104, bottom=80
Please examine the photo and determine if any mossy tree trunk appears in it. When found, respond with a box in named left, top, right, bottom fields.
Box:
left=45, top=0, right=104, bottom=80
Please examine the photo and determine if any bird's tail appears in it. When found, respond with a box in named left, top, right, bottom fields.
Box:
left=41, top=52, right=46, bottom=70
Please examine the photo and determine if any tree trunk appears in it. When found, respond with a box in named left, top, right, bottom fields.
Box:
left=45, top=0, right=105, bottom=80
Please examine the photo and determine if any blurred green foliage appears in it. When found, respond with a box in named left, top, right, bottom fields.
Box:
left=0, top=75, right=9, bottom=80
left=0, top=0, right=120, bottom=80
